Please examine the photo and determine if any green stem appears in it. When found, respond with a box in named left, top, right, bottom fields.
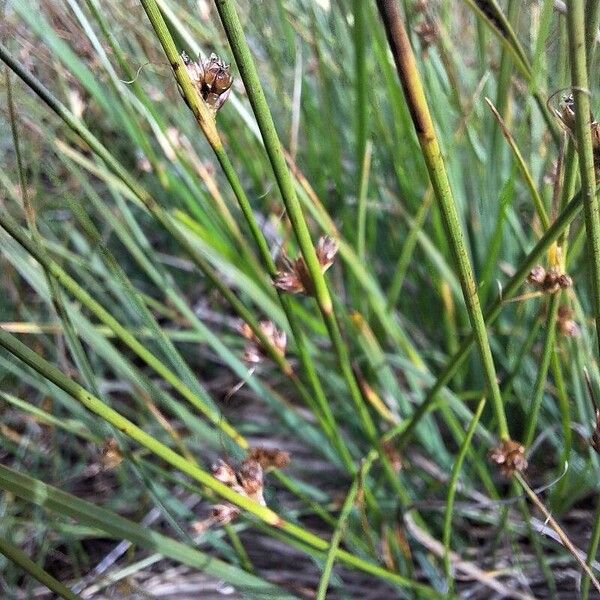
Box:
left=523, top=294, right=560, bottom=447
left=137, top=0, right=354, bottom=470
left=357, top=140, right=372, bottom=265
left=386, top=188, right=433, bottom=310
left=0, top=210, right=245, bottom=448
left=0, top=327, right=440, bottom=597
left=383, top=188, right=585, bottom=449
left=354, top=0, right=369, bottom=265
left=376, top=0, right=508, bottom=439
left=568, top=0, right=600, bottom=352
left=442, top=398, right=485, bottom=594
left=316, top=454, right=376, bottom=600
left=212, top=0, right=386, bottom=467
left=0, top=536, right=82, bottom=600
left=442, top=397, right=485, bottom=594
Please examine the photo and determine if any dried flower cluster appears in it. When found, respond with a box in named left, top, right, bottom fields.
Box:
left=489, top=439, right=528, bottom=476
left=100, top=437, right=123, bottom=470
left=182, top=52, right=233, bottom=111
left=193, top=449, right=289, bottom=532
left=414, top=18, right=438, bottom=53
left=559, top=94, right=576, bottom=130
left=557, top=305, right=580, bottom=337
left=527, top=265, right=572, bottom=293
left=274, top=236, right=338, bottom=295
left=246, top=446, right=290, bottom=470
left=558, top=94, right=600, bottom=170
left=239, top=320, right=287, bottom=364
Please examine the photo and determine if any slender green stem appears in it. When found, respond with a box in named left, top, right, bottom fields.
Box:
left=383, top=188, right=585, bottom=449
left=565, top=32, right=600, bottom=590
left=523, top=294, right=560, bottom=446
left=354, top=0, right=369, bottom=266
left=357, top=140, right=372, bottom=265
left=0, top=210, right=245, bottom=448
left=353, top=0, right=368, bottom=182
left=568, top=1, right=600, bottom=352
left=376, top=0, right=508, bottom=439
left=585, top=0, right=600, bottom=70
left=0, top=536, right=82, bottom=600
left=0, top=42, right=355, bottom=466
left=316, top=454, right=376, bottom=600
left=387, top=187, right=433, bottom=310
left=442, top=397, right=485, bottom=594
left=137, top=0, right=353, bottom=470
left=485, top=97, right=549, bottom=230
left=0, top=326, right=441, bottom=597
left=212, top=0, right=386, bottom=468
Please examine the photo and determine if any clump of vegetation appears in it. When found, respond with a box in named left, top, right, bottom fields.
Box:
left=1, top=0, right=600, bottom=597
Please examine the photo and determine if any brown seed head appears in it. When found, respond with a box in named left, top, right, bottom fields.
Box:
left=211, top=503, right=240, bottom=525
left=211, top=459, right=238, bottom=486
left=240, top=320, right=287, bottom=364
left=274, top=237, right=337, bottom=296
left=529, top=266, right=573, bottom=293
left=273, top=264, right=306, bottom=294
left=414, top=18, right=439, bottom=51
left=315, top=236, right=339, bottom=272
left=557, top=273, right=573, bottom=289
left=527, top=265, right=546, bottom=285
left=100, top=438, right=123, bottom=470
left=237, top=459, right=263, bottom=495
left=247, top=447, right=290, bottom=470
left=489, top=439, right=528, bottom=476
left=557, top=306, right=580, bottom=337
left=542, top=267, right=560, bottom=290
left=259, top=320, right=287, bottom=357
left=182, top=52, right=232, bottom=110
left=558, top=305, right=572, bottom=319
left=560, top=94, right=576, bottom=130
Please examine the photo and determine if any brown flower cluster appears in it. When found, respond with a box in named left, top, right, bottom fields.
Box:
left=182, top=52, right=233, bottom=111
left=558, top=94, right=600, bottom=171
left=239, top=320, right=287, bottom=364
left=100, top=437, right=123, bottom=470
left=193, top=449, right=289, bottom=532
left=527, top=265, right=572, bottom=293
left=557, top=305, right=580, bottom=337
left=246, top=446, right=290, bottom=470
left=559, top=94, right=576, bottom=130
left=414, top=18, right=438, bottom=53
left=274, top=236, right=338, bottom=295
left=489, top=439, right=528, bottom=476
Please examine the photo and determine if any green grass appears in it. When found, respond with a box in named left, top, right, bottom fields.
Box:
left=1, top=0, right=600, bottom=597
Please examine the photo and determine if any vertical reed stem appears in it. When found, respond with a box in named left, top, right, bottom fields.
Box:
left=375, top=0, right=508, bottom=439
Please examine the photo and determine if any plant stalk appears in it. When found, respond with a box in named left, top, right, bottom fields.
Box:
left=375, top=0, right=509, bottom=439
